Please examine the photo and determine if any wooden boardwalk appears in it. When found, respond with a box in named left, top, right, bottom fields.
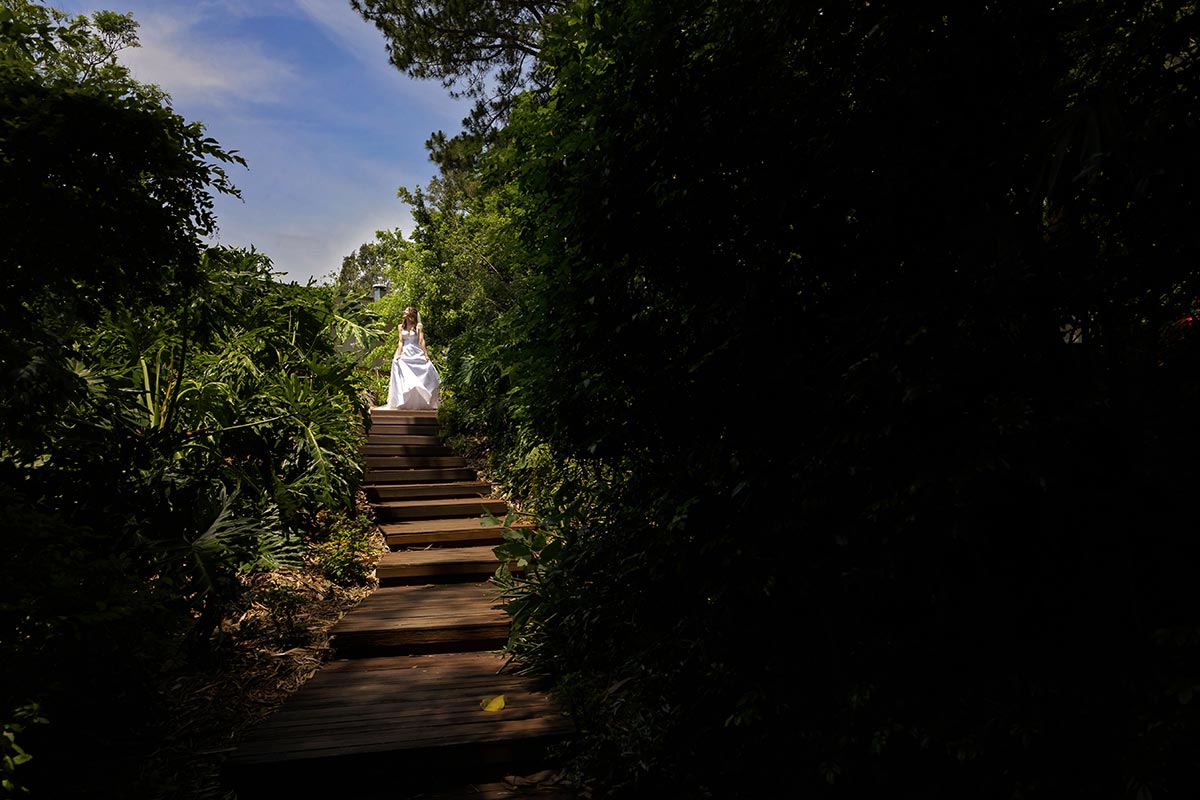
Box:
left=225, top=408, right=574, bottom=798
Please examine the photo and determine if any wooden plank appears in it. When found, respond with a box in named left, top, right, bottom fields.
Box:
left=381, top=545, right=506, bottom=568
left=226, top=410, right=566, bottom=796
left=234, top=680, right=563, bottom=737
left=331, top=626, right=509, bottom=657
left=334, top=583, right=503, bottom=621
left=330, top=584, right=507, bottom=642
left=364, top=433, right=444, bottom=446
left=233, top=701, right=568, bottom=752
left=419, top=781, right=580, bottom=800
left=374, top=566, right=512, bottom=584
left=368, top=421, right=441, bottom=435
left=381, top=517, right=504, bottom=535
left=377, top=556, right=515, bottom=584
left=367, top=424, right=441, bottom=437
left=365, top=455, right=468, bottom=468
left=235, top=709, right=565, bottom=750
left=366, top=423, right=439, bottom=436
left=224, top=651, right=565, bottom=796
left=229, top=652, right=568, bottom=761
left=380, top=517, right=530, bottom=547
left=368, top=416, right=440, bottom=428
left=360, top=443, right=453, bottom=456
left=384, top=527, right=506, bottom=549
left=365, top=481, right=492, bottom=501
left=374, top=497, right=507, bottom=513
left=374, top=497, right=509, bottom=521
left=370, top=408, right=439, bottom=421
left=365, top=467, right=477, bottom=483
left=228, top=747, right=570, bottom=799
left=256, top=663, right=535, bottom=706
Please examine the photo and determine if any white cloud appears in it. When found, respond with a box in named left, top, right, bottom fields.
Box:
left=292, top=0, right=386, bottom=61
left=202, top=138, right=424, bottom=285
left=310, top=205, right=417, bottom=286
left=117, top=12, right=298, bottom=108
left=49, top=0, right=464, bottom=288
left=291, top=0, right=470, bottom=124
left=208, top=199, right=416, bottom=287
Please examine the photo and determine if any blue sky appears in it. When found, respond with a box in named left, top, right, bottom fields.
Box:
left=54, top=0, right=471, bottom=285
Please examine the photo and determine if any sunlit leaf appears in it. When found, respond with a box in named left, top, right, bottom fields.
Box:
left=480, top=694, right=507, bottom=712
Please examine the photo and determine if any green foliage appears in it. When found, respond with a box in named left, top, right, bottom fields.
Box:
left=350, top=0, right=564, bottom=127
left=0, top=0, right=246, bottom=470
left=334, top=234, right=395, bottom=301
left=0, top=0, right=241, bottom=306
left=350, top=147, right=530, bottom=416
left=375, top=0, right=1200, bottom=796
left=0, top=1, right=141, bottom=88
left=1, top=246, right=379, bottom=795
left=491, top=510, right=565, bottom=660
left=398, top=173, right=525, bottom=336
left=1, top=704, right=46, bottom=797
left=0, top=4, right=382, bottom=796
left=309, top=510, right=378, bottom=586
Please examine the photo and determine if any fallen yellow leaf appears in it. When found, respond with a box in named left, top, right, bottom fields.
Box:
left=480, top=694, right=507, bottom=712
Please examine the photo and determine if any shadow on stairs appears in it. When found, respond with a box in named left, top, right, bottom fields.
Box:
left=223, top=408, right=576, bottom=799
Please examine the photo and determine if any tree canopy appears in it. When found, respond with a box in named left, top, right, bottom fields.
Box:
left=365, top=0, right=1200, bottom=796
left=351, top=0, right=565, bottom=128
left=1, top=4, right=380, bottom=795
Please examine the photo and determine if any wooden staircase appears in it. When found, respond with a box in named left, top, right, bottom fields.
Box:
left=224, top=408, right=573, bottom=798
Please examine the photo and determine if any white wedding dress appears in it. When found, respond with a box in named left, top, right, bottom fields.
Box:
left=386, top=326, right=440, bottom=410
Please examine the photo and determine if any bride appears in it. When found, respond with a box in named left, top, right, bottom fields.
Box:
left=386, top=306, right=440, bottom=410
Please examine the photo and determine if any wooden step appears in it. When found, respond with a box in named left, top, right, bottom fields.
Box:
left=360, top=443, right=453, bottom=456
left=380, top=517, right=522, bottom=548
left=416, top=781, right=581, bottom=800
left=364, top=433, right=443, bottom=446
left=364, top=455, right=467, bottom=468
left=370, top=408, right=439, bottom=421
left=377, top=545, right=514, bottom=584
left=366, top=423, right=439, bottom=436
left=223, top=651, right=570, bottom=796
left=384, top=528, right=506, bottom=548
left=368, top=420, right=441, bottom=435
left=225, top=407, right=569, bottom=799
left=369, top=418, right=439, bottom=430
left=374, top=497, right=509, bottom=521
left=365, top=481, right=492, bottom=501
left=329, top=583, right=509, bottom=657
left=365, top=467, right=478, bottom=484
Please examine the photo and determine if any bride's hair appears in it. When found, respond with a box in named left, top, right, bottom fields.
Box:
left=402, top=306, right=418, bottom=330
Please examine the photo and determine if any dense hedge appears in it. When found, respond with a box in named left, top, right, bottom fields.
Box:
left=1, top=6, right=381, bottom=795
left=373, top=1, right=1200, bottom=797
